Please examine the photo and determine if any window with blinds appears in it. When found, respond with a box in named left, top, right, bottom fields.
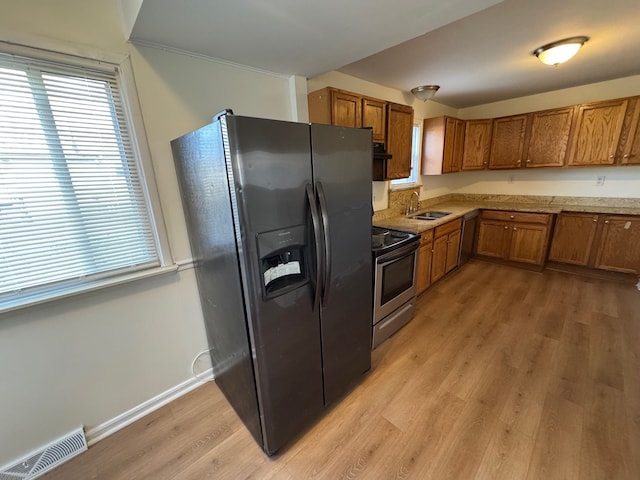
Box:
left=0, top=51, right=160, bottom=307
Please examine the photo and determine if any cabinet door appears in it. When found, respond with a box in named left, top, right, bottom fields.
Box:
left=416, top=241, right=433, bottom=295
left=595, top=216, right=640, bottom=274
left=488, top=115, right=528, bottom=169
left=362, top=97, right=386, bottom=142
left=386, top=103, right=414, bottom=179
left=508, top=223, right=548, bottom=265
left=621, top=98, right=640, bottom=165
left=430, top=234, right=449, bottom=283
left=451, top=118, right=465, bottom=172
left=476, top=220, right=509, bottom=259
left=443, top=118, right=464, bottom=173
left=331, top=91, right=362, bottom=128
left=548, top=213, right=599, bottom=266
left=445, top=230, right=461, bottom=273
left=461, top=119, right=492, bottom=170
left=567, top=99, right=628, bottom=166
left=525, top=107, right=574, bottom=167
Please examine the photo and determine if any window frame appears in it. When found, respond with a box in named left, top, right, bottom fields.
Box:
left=0, top=41, right=174, bottom=314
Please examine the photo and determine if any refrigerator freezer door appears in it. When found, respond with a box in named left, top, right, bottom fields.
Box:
left=171, top=122, right=262, bottom=446
left=225, top=116, right=325, bottom=454
left=310, top=124, right=373, bottom=406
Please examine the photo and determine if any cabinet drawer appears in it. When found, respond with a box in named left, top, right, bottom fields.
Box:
left=481, top=210, right=550, bottom=225
left=434, top=218, right=462, bottom=237
left=420, top=229, right=434, bottom=244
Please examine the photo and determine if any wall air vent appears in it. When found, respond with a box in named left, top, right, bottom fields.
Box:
left=0, top=427, right=87, bottom=479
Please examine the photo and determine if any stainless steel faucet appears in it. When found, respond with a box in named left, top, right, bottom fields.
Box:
left=405, top=191, right=421, bottom=215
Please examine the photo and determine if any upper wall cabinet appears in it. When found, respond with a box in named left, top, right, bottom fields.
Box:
left=618, top=96, right=640, bottom=165
left=525, top=107, right=574, bottom=167
left=308, top=86, right=414, bottom=180
left=567, top=98, right=628, bottom=166
left=308, top=87, right=361, bottom=128
left=461, top=119, right=492, bottom=171
left=422, top=116, right=464, bottom=174
left=488, top=114, right=528, bottom=169
left=362, top=97, right=387, bottom=142
left=386, top=103, right=414, bottom=179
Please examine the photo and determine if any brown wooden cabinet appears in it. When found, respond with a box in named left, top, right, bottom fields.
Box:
left=431, top=218, right=462, bottom=283
left=386, top=103, right=414, bottom=179
left=475, top=210, right=551, bottom=266
left=307, top=87, right=385, bottom=136
left=308, top=87, right=414, bottom=180
left=595, top=215, right=640, bottom=274
left=548, top=212, right=599, bottom=266
left=567, top=99, right=628, bottom=166
left=422, top=116, right=464, bottom=174
left=416, top=230, right=434, bottom=295
left=362, top=97, right=386, bottom=142
left=461, top=119, right=492, bottom=171
left=548, top=212, right=640, bottom=274
left=525, top=107, right=574, bottom=167
left=619, top=97, right=640, bottom=165
left=488, top=115, right=528, bottom=169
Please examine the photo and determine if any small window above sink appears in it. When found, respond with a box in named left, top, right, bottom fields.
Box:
left=409, top=211, right=451, bottom=220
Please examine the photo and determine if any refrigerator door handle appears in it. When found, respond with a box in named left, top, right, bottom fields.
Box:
left=316, top=181, right=331, bottom=305
left=306, top=183, right=324, bottom=310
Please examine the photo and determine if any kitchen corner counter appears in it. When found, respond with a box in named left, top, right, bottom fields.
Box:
left=373, top=196, right=640, bottom=234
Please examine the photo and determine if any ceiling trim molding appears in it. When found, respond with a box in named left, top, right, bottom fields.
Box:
left=128, top=39, right=291, bottom=79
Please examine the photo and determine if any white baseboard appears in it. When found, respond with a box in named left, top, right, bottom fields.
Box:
left=85, top=369, right=214, bottom=446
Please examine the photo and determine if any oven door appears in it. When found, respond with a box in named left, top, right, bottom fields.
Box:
left=373, top=240, right=419, bottom=323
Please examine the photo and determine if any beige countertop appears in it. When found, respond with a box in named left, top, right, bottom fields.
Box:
left=373, top=199, right=640, bottom=235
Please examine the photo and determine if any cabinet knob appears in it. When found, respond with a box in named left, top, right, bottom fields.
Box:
left=509, top=215, right=515, bottom=219
left=609, top=154, right=615, bottom=159
left=504, top=226, right=509, bottom=230
left=526, top=159, right=531, bottom=163
left=513, top=227, right=517, bottom=231
left=624, top=154, right=629, bottom=158
left=604, top=220, right=609, bottom=224
left=483, top=161, right=487, bottom=165
left=593, top=218, right=598, bottom=222
left=517, top=160, right=521, bottom=164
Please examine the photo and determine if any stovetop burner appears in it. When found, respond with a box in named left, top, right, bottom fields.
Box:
left=372, top=226, right=419, bottom=256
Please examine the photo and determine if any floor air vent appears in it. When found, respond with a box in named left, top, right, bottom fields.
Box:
left=0, top=427, right=87, bottom=480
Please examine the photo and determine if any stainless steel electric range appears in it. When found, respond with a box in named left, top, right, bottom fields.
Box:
left=372, top=226, right=420, bottom=348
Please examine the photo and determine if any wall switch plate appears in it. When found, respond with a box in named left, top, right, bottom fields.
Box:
left=596, top=175, right=606, bottom=186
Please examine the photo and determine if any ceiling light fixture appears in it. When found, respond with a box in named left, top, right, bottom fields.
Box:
left=533, top=36, right=589, bottom=66
left=411, top=85, right=440, bottom=102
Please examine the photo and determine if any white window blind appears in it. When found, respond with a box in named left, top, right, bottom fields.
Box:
left=0, top=51, right=160, bottom=304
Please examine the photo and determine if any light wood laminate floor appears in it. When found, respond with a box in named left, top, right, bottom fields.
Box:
left=43, top=260, right=640, bottom=479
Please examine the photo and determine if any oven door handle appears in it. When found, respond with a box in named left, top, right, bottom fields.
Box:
left=306, top=183, right=323, bottom=311
left=377, top=242, right=419, bottom=266
left=316, top=181, right=331, bottom=306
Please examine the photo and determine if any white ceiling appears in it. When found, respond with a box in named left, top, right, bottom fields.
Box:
left=128, top=0, right=640, bottom=108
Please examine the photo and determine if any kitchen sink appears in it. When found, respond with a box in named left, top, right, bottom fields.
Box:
left=409, top=211, right=452, bottom=221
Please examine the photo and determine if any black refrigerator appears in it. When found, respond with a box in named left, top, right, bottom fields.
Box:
left=171, top=112, right=372, bottom=455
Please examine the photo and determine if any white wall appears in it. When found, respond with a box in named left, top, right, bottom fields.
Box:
left=0, top=0, right=296, bottom=467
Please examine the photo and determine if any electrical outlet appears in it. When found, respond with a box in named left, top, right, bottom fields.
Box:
left=596, top=175, right=606, bottom=186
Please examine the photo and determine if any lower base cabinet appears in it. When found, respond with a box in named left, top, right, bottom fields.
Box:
left=416, top=230, right=433, bottom=295
left=550, top=212, right=640, bottom=274
left=548, top=212, right=599, bottom=265
left=476, top=210, right=551, bottom=267
left=416, top=218, right=462, bottom=295
left=596, top=216, right=640, bottom=273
